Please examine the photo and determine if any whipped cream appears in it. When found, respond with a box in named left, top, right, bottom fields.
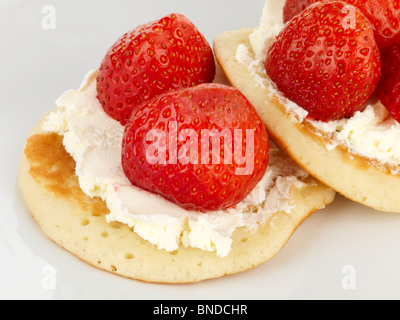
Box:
left=42, top=69, right=309, bottom=258
left=237, top=0, right=400, bottom=172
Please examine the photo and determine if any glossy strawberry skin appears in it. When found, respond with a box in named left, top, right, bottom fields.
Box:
left=121, top=84, right=269, bottom=212
left=377, top=45, right=400, bottom=122
left=283, top=0, right=400, bottom=52
left=266, top=1, right=381, bottom=122
left=97, top=13, right=215, bottom=126
left=356, top=0, right=400, bottom=53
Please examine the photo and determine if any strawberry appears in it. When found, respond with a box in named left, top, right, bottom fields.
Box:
left=377, top=45, right=400, bottom=123
left=283, top=0, right=400, bottom=52
left=266, top=1, right=381, bottom=122
left=355, top=0, right=400, bottom=52
left=96, top=13, right=215, bottom=126
left=121, top=84, right=269, bottom=212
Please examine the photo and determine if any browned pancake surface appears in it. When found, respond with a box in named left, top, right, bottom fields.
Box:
left=25, top=133, right=109, bottom=216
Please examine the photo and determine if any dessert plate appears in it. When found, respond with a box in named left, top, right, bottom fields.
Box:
left=4, top=0, right=400, bottom=299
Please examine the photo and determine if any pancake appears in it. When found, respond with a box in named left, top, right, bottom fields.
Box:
left=18, top=104, right=335, bottom=284
left=214, top=28, right=400, bottom=213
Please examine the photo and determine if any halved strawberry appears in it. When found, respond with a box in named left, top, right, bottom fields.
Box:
left=96, top=13, right=215, bottom=126
left=377, top=45, right=400, bottom=123
left=283, top=0, right=400, bottom=52
left=266, top=1, right=381, bottom=122
left=121, top=84, right=269, bottom=212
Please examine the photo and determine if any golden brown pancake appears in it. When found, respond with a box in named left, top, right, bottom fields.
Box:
left=18, top=67, right=335, bottom=284
left=214, top=28, right=400, bottom=213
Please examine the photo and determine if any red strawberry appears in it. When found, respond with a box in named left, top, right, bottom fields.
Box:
left=283, top=0, right=400, bottom=52
left=377, top=45, right=400, bottom=122
left=96, top=13, right=215, bottom=126
left=121, top=84, right=269, bottom=212
left=266, top=1, right=381, bottom=122
left=356, top=0, right=400, bottom=52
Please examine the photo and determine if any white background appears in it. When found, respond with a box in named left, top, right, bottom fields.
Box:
left=2, top=0, right=400, bottom=300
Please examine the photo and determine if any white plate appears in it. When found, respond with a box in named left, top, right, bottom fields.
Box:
left=2, top=0, right=400, bottom=300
